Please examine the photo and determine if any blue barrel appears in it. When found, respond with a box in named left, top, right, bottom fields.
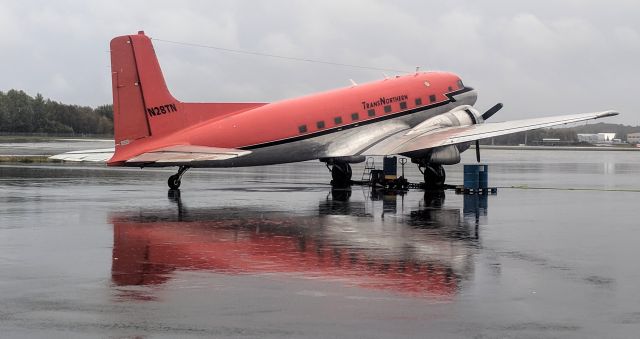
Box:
left=478, top=165, right=488, bottom=189
left=463, top=165, right=480, bottom=189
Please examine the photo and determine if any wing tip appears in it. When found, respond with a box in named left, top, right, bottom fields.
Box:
left=599, top=110, right=619, bottom=118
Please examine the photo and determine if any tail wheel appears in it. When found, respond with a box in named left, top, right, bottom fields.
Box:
left=168, top=174, right=181, bottom=190
left=167, top=165, right=190, bottom=190
left=331, top=161, right=352, bottom=187
left=422, top=164, right=446, bottom=188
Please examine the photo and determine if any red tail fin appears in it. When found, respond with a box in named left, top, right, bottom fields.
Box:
left=108, top=31, right=266, bottom=165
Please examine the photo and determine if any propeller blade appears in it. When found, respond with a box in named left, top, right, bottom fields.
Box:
left=481, top=103, right=503, bottom=120
left=475, top=140, right=481, bottom=163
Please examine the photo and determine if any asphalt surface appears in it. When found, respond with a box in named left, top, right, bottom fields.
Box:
left=1, top=142, right=640, bottom=338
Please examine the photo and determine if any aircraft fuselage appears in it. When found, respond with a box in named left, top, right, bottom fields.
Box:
left=119, top=72, right=477, bottom=168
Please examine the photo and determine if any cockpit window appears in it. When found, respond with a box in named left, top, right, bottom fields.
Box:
left=457, top=79, right=464, bottom=89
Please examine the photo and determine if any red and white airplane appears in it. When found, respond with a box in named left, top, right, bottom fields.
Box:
left=53, top=31, right=619, bottom=189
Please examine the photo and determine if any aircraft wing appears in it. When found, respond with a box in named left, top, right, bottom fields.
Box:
left=50, top=145, right=251, bottom=164
left=362, top=110, right=619, bottom=156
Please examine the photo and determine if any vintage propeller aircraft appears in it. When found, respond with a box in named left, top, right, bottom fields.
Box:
left=52, top=31, right=619, bottom=189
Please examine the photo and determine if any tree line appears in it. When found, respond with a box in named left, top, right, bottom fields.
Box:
left=1, top=89, right=638, bottom=143
left=0, top=89, right=113, bottom=135
left=483, top=122, right=640, bottom=145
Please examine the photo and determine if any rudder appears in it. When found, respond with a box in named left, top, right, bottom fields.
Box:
left=110, top=31, right=181, bottom=145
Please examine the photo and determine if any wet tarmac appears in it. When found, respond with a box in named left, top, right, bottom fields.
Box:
left=1, top=143, right=640, bottom=338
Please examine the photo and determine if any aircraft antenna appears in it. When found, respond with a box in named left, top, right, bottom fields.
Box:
left=152, top=38, right=411, bottom=74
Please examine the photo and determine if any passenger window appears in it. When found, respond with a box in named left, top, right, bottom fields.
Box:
left=400, top=102, right=407, bottom=110
left=351, top=112, right=359, bottom=121
left=316, top=121, right=325, bottom=129
left=368, top=109, right=375, bottom=117
left=298, top=125, right=307, bottom=133
left=384, top=105, right=392, bottom=113
left=334, top=116, right=342, bottom=125
left=429, top=94, right=436, bottom=103
left=415, top=98, right=422, bottom=106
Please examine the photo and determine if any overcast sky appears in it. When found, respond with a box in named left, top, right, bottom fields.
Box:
left=0, top=0, right=638, bottom=124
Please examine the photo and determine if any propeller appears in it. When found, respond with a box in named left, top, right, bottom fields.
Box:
left=475, top=103, right=504, bottom=163
left=481, top=103, right=503, bottom=120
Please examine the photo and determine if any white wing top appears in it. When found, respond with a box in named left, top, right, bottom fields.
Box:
left=360, top=110, right=619, bottom=156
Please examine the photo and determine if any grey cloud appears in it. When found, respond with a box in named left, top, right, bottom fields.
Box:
left=0, top=0, right=637, bottom=124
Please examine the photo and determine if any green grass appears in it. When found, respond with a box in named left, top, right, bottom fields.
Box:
left=0, top=135, right=113, bottom=143
left=0, top=155, right=61, bottom=163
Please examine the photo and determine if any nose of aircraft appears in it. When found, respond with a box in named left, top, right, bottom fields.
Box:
left=457, top=82, right=478, bottom=106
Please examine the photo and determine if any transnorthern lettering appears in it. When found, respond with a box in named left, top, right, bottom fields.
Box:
left=361, top=94, right=408, bottom=110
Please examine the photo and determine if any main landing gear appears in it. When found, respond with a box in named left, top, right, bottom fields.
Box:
left=168, top=165, right=190, bottom=190
left=327, top=160, right=352, bottom=187
left=418, top=163, right=446, bottom=188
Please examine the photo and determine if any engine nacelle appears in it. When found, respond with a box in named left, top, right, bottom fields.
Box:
left=404, top=105, right=483, bottom=164
left=429, top=145, right=461, bottom=165
left=407, top=145, right=460, bottom=165
left=407, top=105, right=483, bottom=136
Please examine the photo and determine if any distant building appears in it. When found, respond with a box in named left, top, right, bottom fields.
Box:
left=541, top=138, right=561, bottom=146
left=628, top=133, right=640, bottom=144
left=598, top=133, right=616, bottom=142
left=577, top=134, right=599, bottom=143
left=577, top=133, right=617, bottom=144
left=530, top=138, right=573, bottom=146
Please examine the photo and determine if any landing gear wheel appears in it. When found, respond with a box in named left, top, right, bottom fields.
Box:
left=168, top=174, right=181, bottom=190
left=167, top=166, right=190, bottom=190
left=422, top=164, right=446, bottom=188
left=331, top=161, right=352, bottom=187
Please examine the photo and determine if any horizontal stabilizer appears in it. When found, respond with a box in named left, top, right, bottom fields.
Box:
left=49, top=148, right=115, bottom=162
left=125, top=145, right=251, bottom=164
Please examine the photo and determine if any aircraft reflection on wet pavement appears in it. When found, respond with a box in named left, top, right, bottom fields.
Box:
left=111, top=189, right=489, bottom=300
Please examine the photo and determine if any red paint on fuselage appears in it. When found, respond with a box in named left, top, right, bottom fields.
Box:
left=188, top=72, right=462, bottom=148
left=109, top=71, right=462, bottom=164
left=106, top=32, right=464, bottom=165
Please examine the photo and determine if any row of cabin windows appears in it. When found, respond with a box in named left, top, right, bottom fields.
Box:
left=415, top=94, right=438, bottom=107
left=297, top=93, right=441, bottom=134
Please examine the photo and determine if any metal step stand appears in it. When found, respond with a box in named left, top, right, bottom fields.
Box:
left=361, top=157, right=376, bottom=183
